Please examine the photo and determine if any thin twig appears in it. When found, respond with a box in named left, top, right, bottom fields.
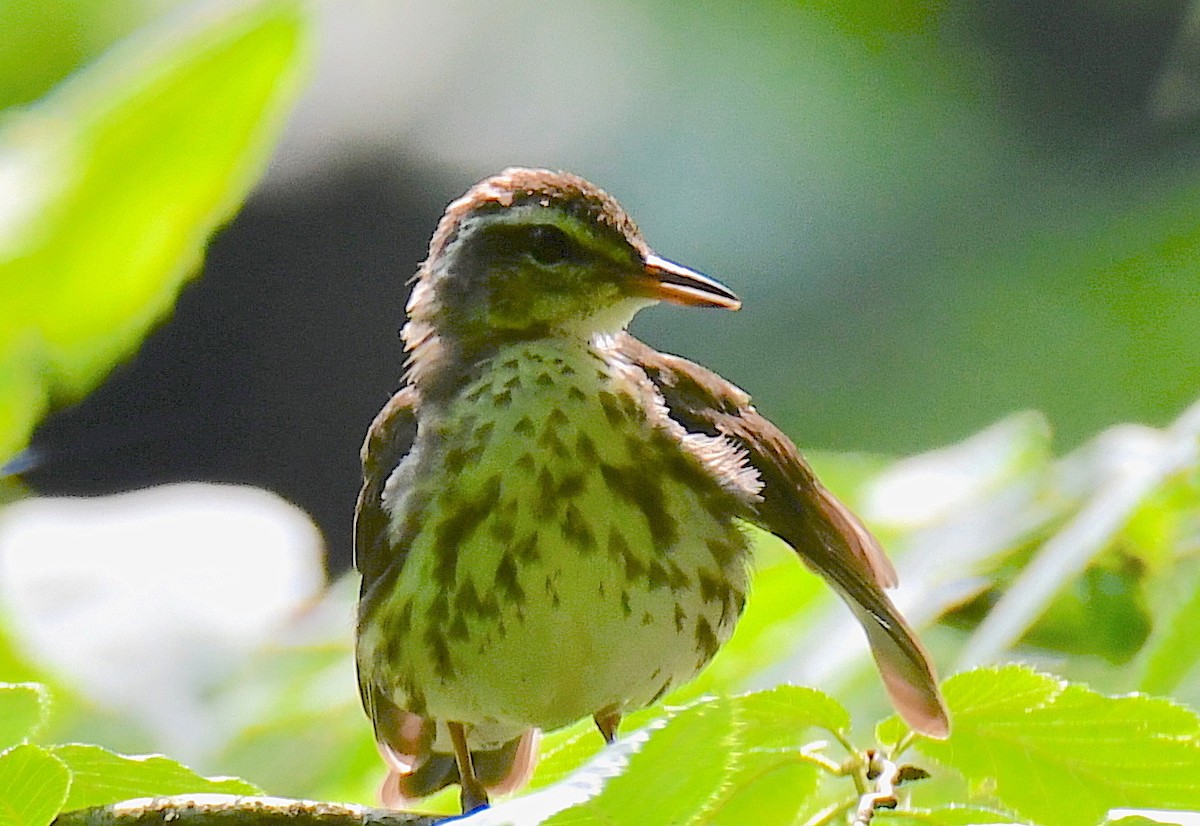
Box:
left=851, top=752, right=900, bottom=826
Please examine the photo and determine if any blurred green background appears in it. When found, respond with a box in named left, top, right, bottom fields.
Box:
left=6, top=2, right=1199, bottom=572
left=1, top=1, right=1199, bottom=817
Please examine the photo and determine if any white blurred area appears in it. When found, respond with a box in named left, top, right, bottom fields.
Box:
left=0, top=483, right=327, bottom=757
left=267, top=1, right=655, bottom=185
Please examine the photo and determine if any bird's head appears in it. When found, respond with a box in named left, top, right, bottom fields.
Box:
left=405, top=168, right=740, bottom=354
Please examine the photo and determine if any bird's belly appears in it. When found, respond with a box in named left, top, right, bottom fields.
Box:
left=360, top=342, right=752, bottom=748
left=424, top=517, right=746, bottom=740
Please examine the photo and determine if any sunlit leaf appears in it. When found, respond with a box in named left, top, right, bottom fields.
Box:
left=733, top=683, right=851, bottom=742
left=0, top=744, right=69, bottom=826
left=51, top=744, right=258, bottom=810
left=909, top=666, right=1200, bottom=826
left=876, top=804, right=1024, bottom=824
left=535, top=687, right=845, bottom=825
left=701, top=749, right=818, bottom=826
left=541, top=698, right=735, bottom=825
left=864, top=411, right=1053, bottom=531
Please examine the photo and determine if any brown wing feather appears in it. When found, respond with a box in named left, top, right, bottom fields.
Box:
left=354, top=386, right=419, bottom=584
left=353, top=386, right=419, bottom=748
left=616, top=333, right=949, bottom=737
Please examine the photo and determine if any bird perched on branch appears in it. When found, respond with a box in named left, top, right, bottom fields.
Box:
left=354, top=168, right=949, bottom=813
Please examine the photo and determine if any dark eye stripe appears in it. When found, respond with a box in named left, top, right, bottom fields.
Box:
left=525, top=225, right=577, bottom=264
left=481, top=223, right=587, bottom=267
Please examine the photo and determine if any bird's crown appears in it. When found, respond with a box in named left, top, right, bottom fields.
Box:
left=425, top=168, right=648, bottom=266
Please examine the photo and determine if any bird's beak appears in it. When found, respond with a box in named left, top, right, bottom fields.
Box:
left=637, top=254, right=741, bottom=310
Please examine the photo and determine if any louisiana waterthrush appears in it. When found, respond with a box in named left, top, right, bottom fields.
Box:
left=354, top=168, right=949, bottom=813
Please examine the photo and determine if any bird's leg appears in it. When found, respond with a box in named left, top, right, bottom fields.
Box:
left=448, top=721, right=489, bottom=813
left=593, top=707, right=622, bottom=745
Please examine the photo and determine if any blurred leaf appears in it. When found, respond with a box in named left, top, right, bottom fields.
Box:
left=950, top=551, right=1153, bottom=665
left=956, top=403, right=1200, bottom=671
left=0, top=1, right=166, bottom=111
left=0, top=744, right=69, bottom=826
left=529, top=719, right=600, bottom=791
left=1139, top=561, right=1200, bottom=696
left=908, top=666, right=1200, bottom=826
left=50, top=744, right=258, bottom=810
left=0, top=684, right=49, bottom=750
left=1044, top=557, right=1149, bottom=663
left=1122, top=465, right=1200, bottom=570
left=205, top=588, right=378, bottom=803
left=864, top=411, right=1053, bottom=531
left=0, top=0, right=310, bottom=461
left=216, top=703, right=378, bottom=803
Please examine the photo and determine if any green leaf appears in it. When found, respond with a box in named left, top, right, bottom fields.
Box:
left=875, top=804, right=1024, bottom=824
left=698, top=687, right=841, bottom=824
left=538, top=688, right=842, bottom=825
left=0, top=684, right=49, bottom=750
left=0, top=0, right=311, bottom=461
left=911, top=666, right=1200, bottom=826
left=700, top=748, right=818, bottom=826
left=50, top=744, right=258, bottom=810
left=0, top=744, right=69, bottom=826
left=542, top=699, right=735, bottom=825
left=878, top=665, right=1056, bottom=748
left=732, top=684, right=851, bottom=743
left=215, top=704, right=380, bottom=803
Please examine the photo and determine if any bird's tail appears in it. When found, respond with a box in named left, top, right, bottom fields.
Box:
left=379, top=729, right=539, bottom=807
left=806, top=487, right=951, bottom=738
left=845, top=594, right=950, bottom=738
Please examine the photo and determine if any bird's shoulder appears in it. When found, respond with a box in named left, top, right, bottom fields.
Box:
left=355, top=385, right=419, bottom=579
left=611, top=332, right=897, bottom=591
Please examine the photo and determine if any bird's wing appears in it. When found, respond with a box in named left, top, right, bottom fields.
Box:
left=354, top=385, right=419, bottom=584
left=353, top=386, right=424, bottom=766
left=616, top=333, right=949, bottom=737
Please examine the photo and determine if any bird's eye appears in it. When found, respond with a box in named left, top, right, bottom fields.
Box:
left=524, top=224, right=577, bottom=265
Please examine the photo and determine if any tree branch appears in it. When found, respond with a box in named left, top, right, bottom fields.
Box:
left=53, top=795, right=447, bottom=826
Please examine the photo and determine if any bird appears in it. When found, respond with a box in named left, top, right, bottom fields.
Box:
left=354, top=168, right=949, bottom=813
